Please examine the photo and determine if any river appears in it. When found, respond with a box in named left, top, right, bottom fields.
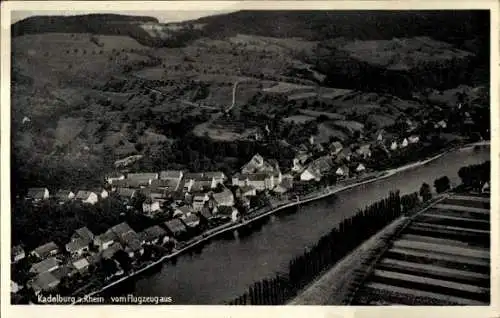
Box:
left=104, top=146, right=490, bottom=304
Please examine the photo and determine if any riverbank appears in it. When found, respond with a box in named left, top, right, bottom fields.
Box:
left=73, top=141, right=489, bottom=304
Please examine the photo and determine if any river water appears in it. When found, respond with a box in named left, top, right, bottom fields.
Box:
left=108, top=146, right=490, bottom=304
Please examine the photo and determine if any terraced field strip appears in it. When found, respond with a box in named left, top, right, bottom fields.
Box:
left=387, top=247, right=490, bottom=267
left=434, top=204, right=490, bottom=215
left=442, top=198, right=490, bottom=209
left=372, top=269, right=488, bottom=297
left=378, top=258, right=490, bottom=284
left=426, top=207, right=490, bottom=221
left=360, top=282, right=487, bottom=305
left=400, top=234, right=486, bottom=249
left=420, top=212, right=490, bottom=224
left=411, top=221, right=490, bottom=235
left=448, top=195, right=490, bottom=203
left=392, top=239, right=490, bottom=260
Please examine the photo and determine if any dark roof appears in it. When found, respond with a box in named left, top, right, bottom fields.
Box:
left=150, top=179, right=179, bottom=190
left=96, top=230, right=116, bottom=244
left=248, top=173, right=270, bottom=181
left=113, top=179, right=144, bottom=188
left=12, top=245, right=25, bottom=257
left=31, top=271, right=60, bottom=291
left=116, top=187, right=136, bottom=198
left=75, top=190, right=96, bottom=200
left=182, top=213, right=200, bottom=225
left=240, top=185, right=256, bottom=193
left=27, top=188, right=48, bottom=199
left=127, top=173, right=158, bottom=182
left=102, top=242, right=123, bottom=259
left=142, top=225, right=167, bottom=242
left=51, top=265, right=76, bottom=281
left=184, top=172, right=205, bottom=181
left=122, top=231, right=143, bottom=252
left=217, top=206, right=235, bottom=216
left=54, top=190, right=73, bottom=200
left=164, top=219, right=187, bottom=233
left=110, top=222, right=134, bottom=238
left=33, top=241, right=59, bottom=258
left=200, top=207, right=213, bottom=219
left=74, top=227, right=94, bottom=243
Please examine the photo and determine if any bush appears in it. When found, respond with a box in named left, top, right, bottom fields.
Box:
left=434, top=176, right=451, bottom=193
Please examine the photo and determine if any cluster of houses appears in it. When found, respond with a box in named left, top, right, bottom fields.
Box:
left=290, top=128, right=422, bottom=182
left=11, top=221, right=181, bottom=295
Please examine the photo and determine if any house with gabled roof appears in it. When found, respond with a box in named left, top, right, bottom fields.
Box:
left=72, top=227, right=95, bottom=243
left=54, top=190, right=75, bottom=204
left=150, top=179, right=180, bottom=192
left=12, top=245, right=26, bottom=263
left=110, top=222, right=134, bottom=240
left=31, top=241, right=59, bottom=260
left=143, top=198, right=162, bottom=216
left=329, top=141, right=344, bottom=156
left=336, top=165, right=350, bottom=178
left=300, top=156, right=334, bottom=181
left=26, top=187, right=50, bottom=201
left=101, top=242, right=123, bottom=259
left=174, top=205, right=194, bottom=217
left=140, top=225, right=169, bottom=245
left=75, top=191, right=99, bottom=205
left=93, top=230, right=116, bottom=251
left=215, top=206, right=240, bottom=222
left=159, top=170, right=183, bottom=181
left=122, top=231, right=144, bottom=258
left=241, top=154, right=280, bottom=175
left=105, top=172, right=126, bottom=184
left=204, top=171, right=227, bottom=184
left=181, top=213, right=200, bottom=228
left=164, top=219, right=187, bottom=237
left=127, top=172, right=159, bottom=186
left=30, top=271, right=60, bottom=294
left=29, top=257, right=60, bottom=274
left=212, top=188, right=235, bottom=207
left=65, top=237, right=90, bottom=257
left=72, top=257, right=91, bottom=273
left=355, top=144, right=372, bottom=159
left=192, top=192, right=210, bottom=211
left=115, top=188, right=137, bottom=202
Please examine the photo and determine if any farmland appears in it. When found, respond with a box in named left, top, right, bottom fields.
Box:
left=10, top=12, right=490, bottom=193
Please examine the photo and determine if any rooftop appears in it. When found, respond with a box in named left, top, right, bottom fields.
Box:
left=30, top=257, right=59, bottom=274
left=165, top=219, right=187, bottom=233
left=33, top=241, right=59, bottom=258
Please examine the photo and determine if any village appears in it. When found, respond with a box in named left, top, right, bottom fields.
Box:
left=10, top=121, right=449, bottom=301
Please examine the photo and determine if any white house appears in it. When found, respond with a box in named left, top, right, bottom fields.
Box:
left=105, top=172, right=125, bottom=184
left=192, top=193, right=210, bottom=211
left=143, top=199, right=162, bottom=216
left=400, top=138, right=409, bottom=148
left=300, top=168, right=320, bottom=181
left=390, top=141, right=398, bottom=151
left=355, top=163, right=366, bottom=173
left=212, top=188, right=235, bottom=207
left=482, top=182, right=490, bottom=194
left=408, top=135, right=420, bottom=144
left=336, top=166, right=349, bottom=177
left=75, top=191, right=99, bottom=205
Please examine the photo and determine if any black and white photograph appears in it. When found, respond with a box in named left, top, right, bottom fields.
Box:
left=3, top=1, right=496, bottom=310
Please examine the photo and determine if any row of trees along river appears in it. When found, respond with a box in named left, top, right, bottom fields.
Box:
left=226, top=159, right=489, bottom=305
